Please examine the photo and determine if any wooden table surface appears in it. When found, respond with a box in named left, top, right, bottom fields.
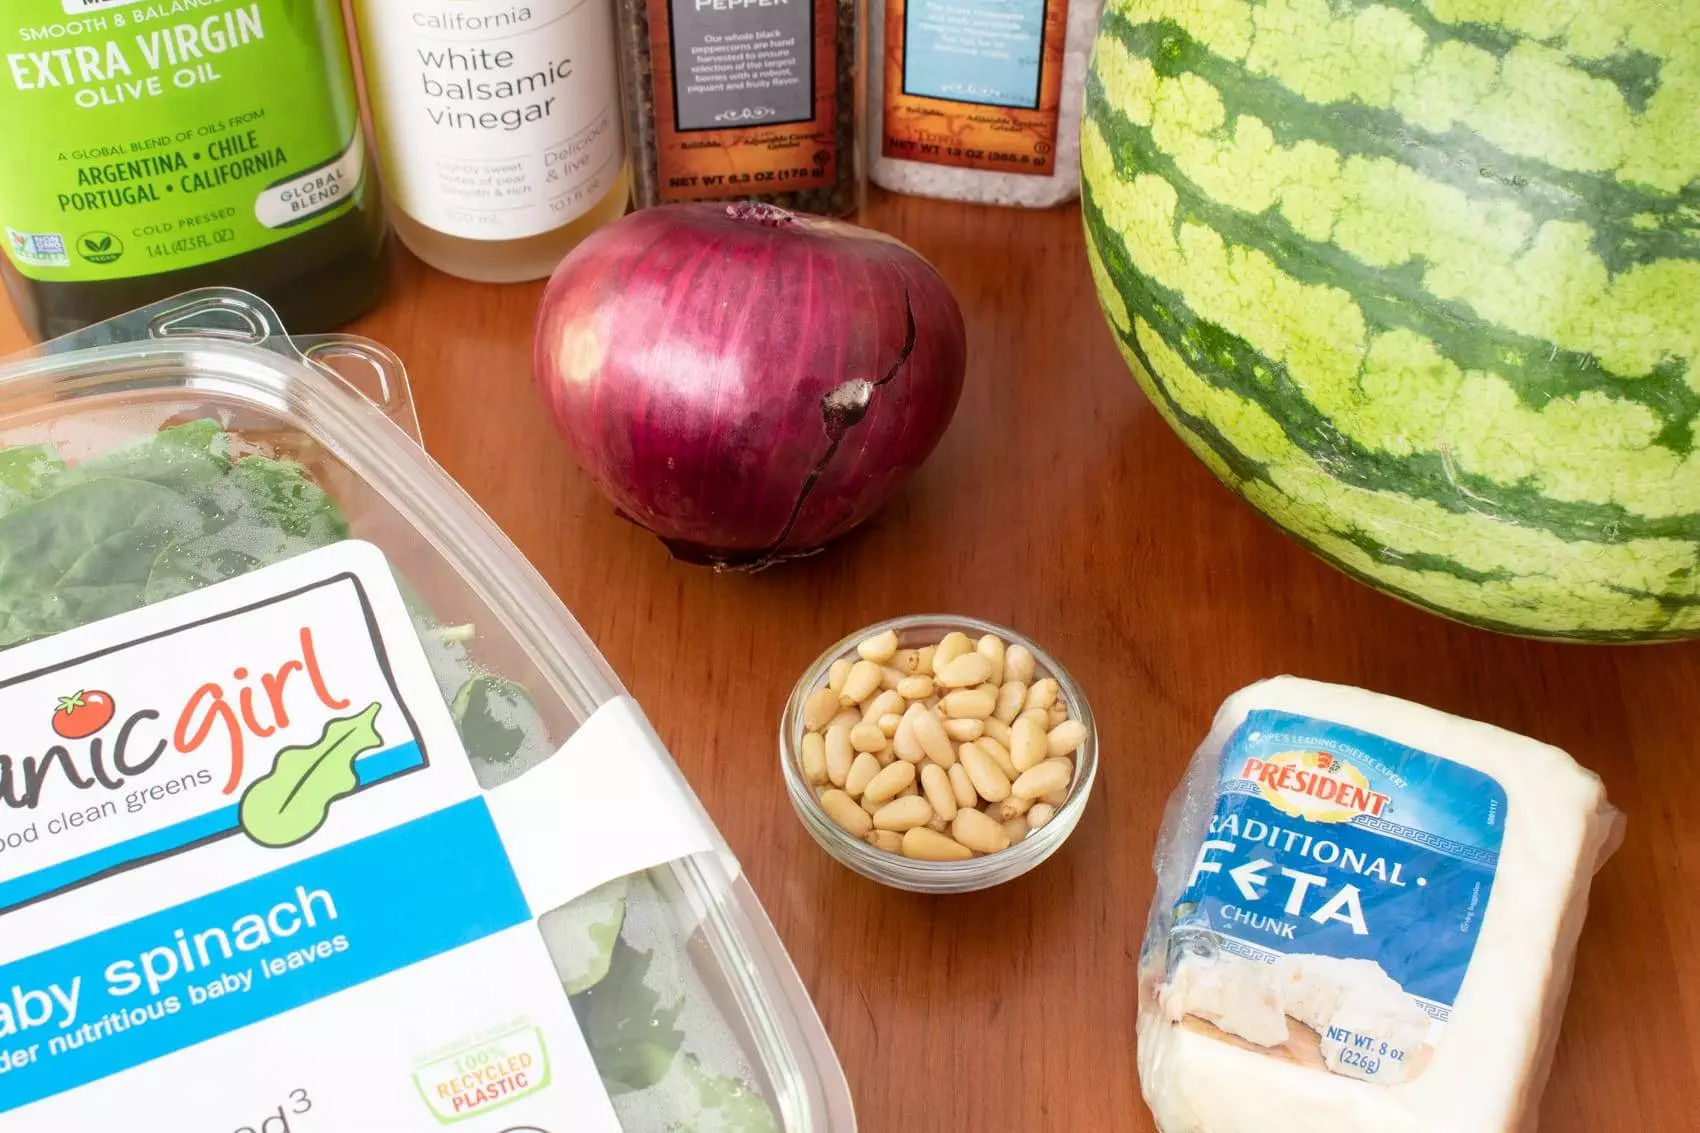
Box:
left=4, top=191, right=1696, bottom=1132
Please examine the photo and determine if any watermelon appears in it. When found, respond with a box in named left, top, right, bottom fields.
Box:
left=1081, top=0, right=1700, bottom=641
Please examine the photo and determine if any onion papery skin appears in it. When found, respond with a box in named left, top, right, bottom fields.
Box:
left=534, top=202, right=967, bottom=569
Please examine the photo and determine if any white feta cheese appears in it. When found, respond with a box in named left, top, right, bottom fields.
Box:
left=1163, top=951, right=1290, bottom=1048
left=1137, top=677, right=1622, bottom=1133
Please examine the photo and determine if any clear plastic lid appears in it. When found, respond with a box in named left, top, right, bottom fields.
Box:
left=0, top=288, right=854, bottom=1133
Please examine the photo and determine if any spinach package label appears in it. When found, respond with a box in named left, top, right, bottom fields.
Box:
left=0, top=1, right=367, bottom=282
left=1165, top=710, right=1506, bottom=1086
left=0, top=540, right=731, bottom=1128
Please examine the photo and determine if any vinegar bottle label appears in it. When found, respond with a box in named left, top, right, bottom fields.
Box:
left=354, top=0, right=628, bottom=242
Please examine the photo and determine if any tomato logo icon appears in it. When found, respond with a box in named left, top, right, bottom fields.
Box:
left=52, top=691, right=116, bottom=740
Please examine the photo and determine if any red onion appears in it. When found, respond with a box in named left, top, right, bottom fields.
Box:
left=533, top=202, right=966, bottom=569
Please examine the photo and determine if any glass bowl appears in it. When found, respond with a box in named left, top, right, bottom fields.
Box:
left=780, top=615, right=1097, bottom=893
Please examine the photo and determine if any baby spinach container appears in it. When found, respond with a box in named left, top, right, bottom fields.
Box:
left=0, top=289, right=853, bottom=1133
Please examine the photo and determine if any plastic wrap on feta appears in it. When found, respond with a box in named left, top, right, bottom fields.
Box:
left=1138, top=677, right=1622, bottom=1133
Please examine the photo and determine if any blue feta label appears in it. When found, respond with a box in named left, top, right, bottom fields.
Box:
left=1164, top=710, right=1506, bottom=1085
left=901, top=0, right=1047, bottom=108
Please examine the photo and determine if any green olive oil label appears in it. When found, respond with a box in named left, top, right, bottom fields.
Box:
left=0, top=1, right=368, bottom=282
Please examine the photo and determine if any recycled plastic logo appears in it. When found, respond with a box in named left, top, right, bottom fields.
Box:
left=76, top=231, right=124, bottom=265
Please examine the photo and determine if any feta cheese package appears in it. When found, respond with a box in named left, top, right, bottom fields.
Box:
left=1138, top=677, right=1622, bottom=1133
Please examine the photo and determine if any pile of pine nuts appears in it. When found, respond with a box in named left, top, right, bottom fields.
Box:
left=799, top=627, right=1087, bottom=861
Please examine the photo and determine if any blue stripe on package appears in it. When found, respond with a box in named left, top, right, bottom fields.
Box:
left=0, top=798, right=528, bottom=1113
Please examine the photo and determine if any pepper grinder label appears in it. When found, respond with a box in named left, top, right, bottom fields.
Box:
left=881, top=0, right=1070, bottom=176
left=646, top=0, right=838, bottom=199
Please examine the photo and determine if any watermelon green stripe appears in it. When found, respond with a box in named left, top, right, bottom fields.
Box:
left=1337, top=531, right=1518, bottom=587
left=1102, top=11, right=1700, bottom=276
left=1082, top=61, right=1700, bottom=449
left=1080, top=187, right=1700, bottom=547
left=1371, top=0, right=1664, bottom=113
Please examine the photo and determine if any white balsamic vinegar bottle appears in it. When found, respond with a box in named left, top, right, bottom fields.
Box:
left=350, top=0, right=631, bottom=282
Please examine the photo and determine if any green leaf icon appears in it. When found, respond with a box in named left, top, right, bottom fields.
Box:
left=239, top=703, right=383, bottom=848
left=90, top=237, right=110, bottom=252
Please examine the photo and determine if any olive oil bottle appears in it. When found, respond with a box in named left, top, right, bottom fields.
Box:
left=0, top=1, right=386, bottom=341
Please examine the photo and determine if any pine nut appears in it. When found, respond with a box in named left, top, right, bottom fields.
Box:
left=861, top=689, right=905, bottom=725
left=866, top=830, right=903, bottom=853
left=921, top=763, right=958, bottom=822
left=1024, top=678, right=1059, bottom=711
left=1049, top=703, right=1070, bottom=729
left=952, top=808, right=1010, bottom=853
left=894, top=702, right=925, bottom=761
left=902, top=827, right=972, bottom=861
left=1012, top=758, right=1072, bottom=801
left=943, top=717, right=985, bottom=741
left=942, top=688, right=996, bottom=718
left=825, top=723, right=853, bottom=788
left=977, top=736, right=1018, bottom=780
left=1040, top=788, right=1068, bottom=808
left=948, top=763, right=977, bottom=809
left=827, top=658, right=852, bottom=696
left=1005, top=644, right=1036, bottom=684
left=1011, top=715, right=1049, bottom=772
left=960, top=743, right=1011, bottom=802
left=897, top=675, right=935, bottom=700
left=880, top=666, right=905, bottom=691
left=893, top=648, right=922, bottom=675
left=911, top=708, right=956, bottom=766
left=845, top=752, right=881, bottom=798
left=1017, top=706, right=1051, bottom=730
left=841, top=660, right=883, bottom=704
left=934, top=651, right=993, bottom=688
left=803, top=687, right=840, bottom=731
left=915, top=645, right=936, bottom=675
left=861, top=794, right=882, bottom=814
left=821, top=790, right=871, bottom=837
left=995, top=795, right=1032, bottom=821
left=982, top=717, right=1012, bottom=747
left=801, top=731, right=828, bottom=785
left=863, top=760, right=917, bottom=805
left=1003, top=816, right=1030, bottom=846
left=1027, top=803, right=1057, bottom=830
left=857, top=629, right=899, bottom=663
left=873, top=795, right=933, bottom=831
left=830, top=708, right=863, bottom=731
left=877, top=712, right=903, bottom=737
left=994, top=681, right=1026, bottom=724
left=851, top=722, right=888, bottom=753
left=1047, top=719, right=1089, bottom=758
left=932, top=631, right=974, bottom=669
left=877, top=749, right=897, bottom=767
left=976, top=635, right=1006, bottom=686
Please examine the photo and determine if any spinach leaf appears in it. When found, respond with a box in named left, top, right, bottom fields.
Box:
left=64, top=419, right=229, bottom=500
left=0, top=445, right=63, bottom=512
left=541, top=878, right=629, bottom=996
left=451, top=675, right=554, bottom=769
left=0, top=478, right=205, bottom=648
left=571, top=936, right=687, bottom=1094
left=0, top=422, right=348, bottom=647
left=676, top=1057, right=782, bottom=1133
